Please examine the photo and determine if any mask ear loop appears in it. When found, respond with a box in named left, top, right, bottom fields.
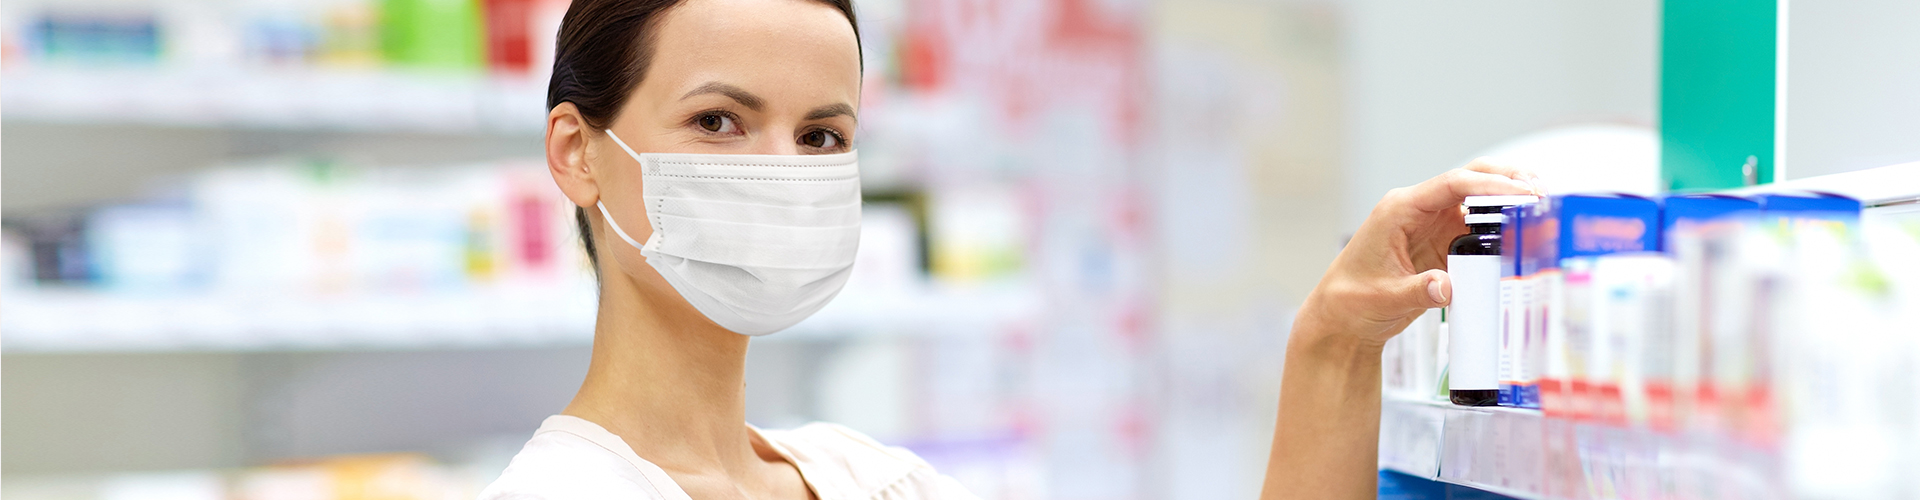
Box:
left=595, top=201, right=645, bottom=250
left=604, top=129, right=646, bottom=162
left=594, top=129, right=649, bottom=250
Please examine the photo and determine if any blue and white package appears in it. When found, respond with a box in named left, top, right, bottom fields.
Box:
left=1530, top=193, right=1660, bottom=418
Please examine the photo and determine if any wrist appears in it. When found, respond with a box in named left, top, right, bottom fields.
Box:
left=1293, top=292, right=1387, bottom=360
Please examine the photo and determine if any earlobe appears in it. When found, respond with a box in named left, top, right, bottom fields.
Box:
left=546, top=103, right=600, bottom=208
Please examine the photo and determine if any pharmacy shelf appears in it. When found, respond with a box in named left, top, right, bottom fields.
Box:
left=1, top=66, right=548, bottom=135
left=1378, top=397, right=1546, bottom=499
left=0, top=283, right=1039, bottom=353
left=1377, top=397, right=1787, bottom=500
left=1728, top=161, right=1920, bottom=207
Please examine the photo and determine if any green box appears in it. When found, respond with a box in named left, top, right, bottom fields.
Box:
left=380, top=0, right=485, bottom=70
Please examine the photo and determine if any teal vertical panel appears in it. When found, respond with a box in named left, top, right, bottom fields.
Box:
left=1660, top=0, right=1778, bottom=190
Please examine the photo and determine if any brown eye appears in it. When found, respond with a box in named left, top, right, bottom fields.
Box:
left=800, top=129, right=840, bottom=149
left=691, top=112, right=740, bottom=135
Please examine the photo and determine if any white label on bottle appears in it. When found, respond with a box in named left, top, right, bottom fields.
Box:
left=1448, top=255, right=1501, bottom=391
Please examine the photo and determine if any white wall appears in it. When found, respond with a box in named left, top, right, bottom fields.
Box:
left=1784, top=0, right=1920, bottom=180
left=1340, top=0, right=1657, bottom=229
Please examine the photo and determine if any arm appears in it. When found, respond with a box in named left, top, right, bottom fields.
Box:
left=1259, top=159, right=1542, bottom=499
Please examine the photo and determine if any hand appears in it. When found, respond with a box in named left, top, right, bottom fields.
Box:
left=1300, top=157, right=1542, bottom=347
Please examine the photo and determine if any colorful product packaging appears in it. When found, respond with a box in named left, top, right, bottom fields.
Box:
left=1593, top=253, right=1675, bottom=430
left=1754, top=191, right=1862, bottom=240
left=1529, top=194, right=1661, bottom=421
left=380, top=0, right=485, bottom=69
left=1709, top=192, right=1863, bottom=444
left=1660, top=194, right=1759, bottom=434
left=1499, top=203, right=1536, bottom=408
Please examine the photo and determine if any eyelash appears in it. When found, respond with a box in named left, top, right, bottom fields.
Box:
left=804, top=126, right=849, bottom=149
left=690, top=110, right=741, bottom=134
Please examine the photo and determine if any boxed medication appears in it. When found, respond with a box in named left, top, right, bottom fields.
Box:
left=1528, top=193, right=1660, bottom=419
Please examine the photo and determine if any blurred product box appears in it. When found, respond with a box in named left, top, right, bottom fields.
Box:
left=1659, top=194, right=1759, bottom=251
left=1528, top=193, right=1661, bottom=421
left=86, top=204, right=203, bottom=292
left=15, top=212, right=95, bottom=284
left=1660, top=193, right=1759, bottom=434
left=26, top=13, right=162, bottom=65
left=6, top=0, right=562, bottom=75
left=6, top=159, right=585, bottom=297
left=1499, top=203, right=1533, bottom=408
left=379, top=0, right=483, bottom=69
left=928, top=186, right=1027, bottom=284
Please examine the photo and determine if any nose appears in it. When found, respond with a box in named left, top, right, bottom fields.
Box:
left=749, top=128, right=801, bottom=156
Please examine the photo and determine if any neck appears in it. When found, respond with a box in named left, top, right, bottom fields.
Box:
left=564, top=270, right=760, bottom=476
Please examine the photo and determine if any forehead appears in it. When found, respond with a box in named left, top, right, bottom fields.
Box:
left=646, top=0, right=862, bottom=105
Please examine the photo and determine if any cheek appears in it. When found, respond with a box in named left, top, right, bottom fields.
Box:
left=595, top=206, right=671, bottom=293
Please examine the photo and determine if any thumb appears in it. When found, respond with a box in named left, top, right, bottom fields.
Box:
left=1401, top=268, right=1451, bottom=311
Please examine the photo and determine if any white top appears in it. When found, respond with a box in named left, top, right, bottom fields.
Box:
left=478, top=415, right=979, bottom=500
left=1462, top=194, right=1539, bottom=208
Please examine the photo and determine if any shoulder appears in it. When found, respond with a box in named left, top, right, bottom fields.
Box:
left=477, top=416, right=680, bottom=500
left=761, top=423, right=979, bottom=500
left=763, top=422, right=929, bottom=470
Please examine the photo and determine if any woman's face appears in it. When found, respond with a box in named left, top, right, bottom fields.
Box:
left=588, top=0, right=861, bottom=310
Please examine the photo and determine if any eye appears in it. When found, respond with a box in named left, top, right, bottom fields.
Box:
left=693, top=112, right=739, bottom=134
left=799, top=128, right=845, bottom=150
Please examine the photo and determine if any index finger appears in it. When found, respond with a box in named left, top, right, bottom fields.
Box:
left=1401, top=165, right=1540, bottom=214
left=1460, top=156, right=1541, bottom=183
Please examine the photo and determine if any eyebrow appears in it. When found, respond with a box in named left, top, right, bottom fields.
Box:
left=681, top=82, right=764, bottom=111
left=804, top=103, right=856, bottom=122
left=680, top=81, right=856, bottom=123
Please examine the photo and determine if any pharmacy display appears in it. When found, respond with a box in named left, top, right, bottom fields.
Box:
left=1383, top=190, right=1920, bottom=499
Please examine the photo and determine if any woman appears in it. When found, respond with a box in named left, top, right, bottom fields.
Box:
left=479, top=0, right=1543, bottom=498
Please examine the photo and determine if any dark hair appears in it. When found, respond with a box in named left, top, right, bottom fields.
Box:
left=547, top=0, right=861, bottom=275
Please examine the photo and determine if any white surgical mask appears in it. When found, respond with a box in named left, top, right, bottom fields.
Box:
left=595, top=130, right=861, bottom=336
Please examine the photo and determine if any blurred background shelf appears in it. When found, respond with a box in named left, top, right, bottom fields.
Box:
left=0, top=285, right=1040, bottom=353
left=2, top=67, right=547, bottom=135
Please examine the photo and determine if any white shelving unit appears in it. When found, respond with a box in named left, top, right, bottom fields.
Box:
left=1, top=66, right=548, bottom=135
left=1728, top=161, right=1920, bottom=207
left=0, top=284, right=1039, bottom=353
left=1379, top=397, right=1545, bottom=499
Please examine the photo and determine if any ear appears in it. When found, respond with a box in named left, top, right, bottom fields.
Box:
left=547, top=102, right=600, bottom=210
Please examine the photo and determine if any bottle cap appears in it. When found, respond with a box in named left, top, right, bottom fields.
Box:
left=1465, top=213, right=1505, bottom=225
left=1464, top=195, right=1539, bottom=208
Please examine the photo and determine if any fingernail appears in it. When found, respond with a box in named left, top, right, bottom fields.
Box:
left=1507, top=178, right=1534, bottom=192
left=1428, top=279, right=1446, bottom=304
